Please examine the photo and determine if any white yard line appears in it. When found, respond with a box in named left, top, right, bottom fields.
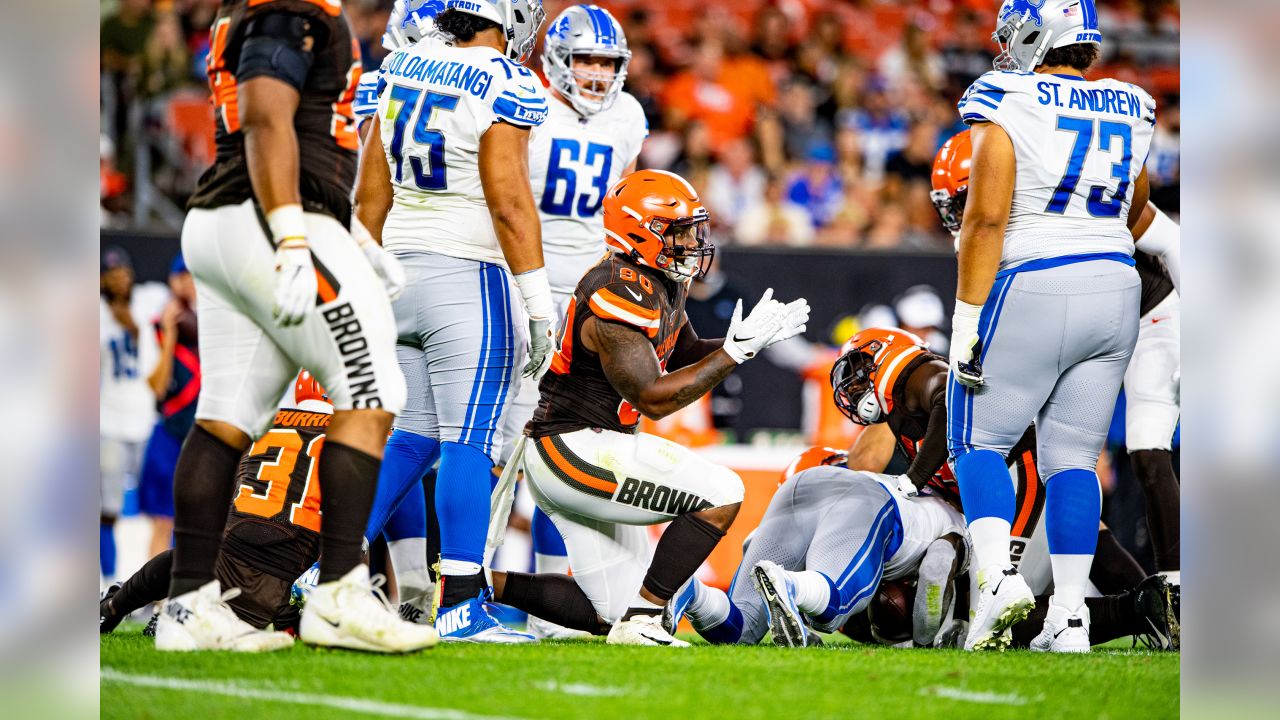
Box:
left=533, top=681, right=627, bottom=697
left=102, top=668, right=529, bottom=720
left=919, top=686, right=1041, bottom=706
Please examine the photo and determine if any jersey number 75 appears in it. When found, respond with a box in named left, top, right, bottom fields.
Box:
left=386, top=85, right=461, bottom=191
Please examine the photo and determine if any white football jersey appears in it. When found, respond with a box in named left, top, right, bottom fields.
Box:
left=882, top=492, right=967, bottom=581
left=529, top=91, right=647, bottom=255
left=958, top=70, right=1156, bottom=270
left=376, top=37, right=549, bottom=265
left=99, top=284, right=166, bottom=442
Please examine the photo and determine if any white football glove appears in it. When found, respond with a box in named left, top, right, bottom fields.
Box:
left=273, top=239, right=317, bottom=327
left=352, top=217, right=405, bottom=300
left=948, top=299, right=984, bottom=387
left=722, top=288, right=786, bottom=364
left=891, top=473, right=918, bottom=497
left=524, top=317, right=556, bottom=381
left=767, top=297, right=811, bottom=346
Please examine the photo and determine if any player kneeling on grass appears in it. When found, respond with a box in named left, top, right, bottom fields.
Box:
left=666, top=457, right=968, bottom=648
left=495, top=169, right=808, bottom=647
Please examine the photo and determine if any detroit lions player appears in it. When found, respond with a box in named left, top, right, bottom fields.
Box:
left=498, top=3, right=649, bottom=639
left=947, top=0, right=1155, bottom=652
left=353, top=0, right=550, bottom=643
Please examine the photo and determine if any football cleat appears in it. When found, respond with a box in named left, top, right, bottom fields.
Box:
left=1133, top=575, right=1179, bottom=651
left=607, top=612, right=690, bottom=647
left=1030, top=597, right=1090, bottom=653
left=964, top=566, right=1035, bottom=651
left=397, top=583, right=436, bottom=626
left=300, top=565, right=439, bottom=653
left=751, top=560, right=811, bottom=649
left=662, top=579, right=697, bottom=636
left=434, top=591, right=537, bottom=644
left=143, top=610, right=158, bottom=638
left=290, top=562, right=321, bottom=611
left=99, top=583, right=123, bottom=634
left=527, top=615, right=592, bottom=640
left=155, top=580, right=294, bottom=652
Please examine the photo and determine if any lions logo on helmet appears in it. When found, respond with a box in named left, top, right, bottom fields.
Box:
left=542, top=5, right=632, bottom=117
left=992, top=0, right=1101, bottom=72
left=383, top=0, right=445, bottom=50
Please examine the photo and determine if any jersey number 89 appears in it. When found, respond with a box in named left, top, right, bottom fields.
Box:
left=386, top=85, right=460, bottom=191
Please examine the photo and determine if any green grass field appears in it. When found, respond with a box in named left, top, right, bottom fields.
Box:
left=102, top=627, right=1178, bottom=720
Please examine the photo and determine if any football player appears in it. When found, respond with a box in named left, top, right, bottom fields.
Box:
left=666, top=461, right=968, bottom=648
left=162, top=0, right=429, bottom=654
left=510, top=169, right=809, bottom=646
left=933, top=128, right=1182, bottom=605
left=353, top=0, right=551, bottom=643
left=498, top=3, right=649, bottom=639
left=947, top=0, right=1156, bottom=652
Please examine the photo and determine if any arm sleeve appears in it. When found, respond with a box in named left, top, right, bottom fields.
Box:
left=956, top=71, right=1017, bottom=127
left=905, top=381, right=950, bottom=487
left=586, top=281, right=662, bottom=338
left=236, top=12, right=327, bottom=92
left=1134, top=204, right=1180, bottom=292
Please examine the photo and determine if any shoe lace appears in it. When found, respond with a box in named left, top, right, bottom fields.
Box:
left=369, top=574, right=397, bottom=613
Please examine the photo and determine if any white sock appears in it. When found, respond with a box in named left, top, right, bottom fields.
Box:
left=968, top=516, right=1013, bottom=579
left=1049, top=553, right=1093, bottom=610
left=1159, top=570, right=1180, bottom=587
left=629, top=595, right=663, bottom=613
left=687, top=582, right=730, bottom=629
left=439, top=559, right=482, bottom=577
left=535, top=553, right=571, bottom=575
left=388, top=538, right=432, bottom=597
left=792, top=570, right=832, bottom=616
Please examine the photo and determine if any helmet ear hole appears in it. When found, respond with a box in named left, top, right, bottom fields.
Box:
left=1022, top=30, right=1040, bottom=45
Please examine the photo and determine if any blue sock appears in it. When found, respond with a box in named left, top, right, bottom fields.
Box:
left=955, top=448, right=1016, bottom=526
left=100, top=522, right=116, bottom=578
left=383, top=476, right=427, bottom=542
left=699, top=603, right=745, bottom=644
left=365, top=430, right=440, bottom=541
left=532, top=506, right=567, bottom=557
left=436, top=441, right=494, bottom=567
left=1044, top=469, right=1102, bottom=555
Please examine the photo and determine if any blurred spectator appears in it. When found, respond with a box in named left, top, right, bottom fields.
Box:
left=777, top=79, right=832, bottom=161
left=878, top=18, right=945, bottom=93
left=840, top=78, right=910, bottom=180
left=705, top=138, right=766, bottom=227
left=937, top=8, right=993, bottom=100
left=671, top=120, right=715, bottom=189
left=749, top=5, right=795, bottom=70
left=623, top=45, right=664, bottom=134
left=885, top=120, right=938, bottom=185
left=140, top=11, right=191, bottom=98
left=101, top=135, right=129, bottom=225
left=663, top=37, right=759, bottom=152
left=138, top=255, right=200, bottom=560
left=1148, top=97, right=1180, bottom=212
left=101, top=0, right=155, bottom=77
left=786, top=142, right=844, bottom=228
left=893, top=284, right=949, bottom=353
left=735, top=173, right=814, bottom=248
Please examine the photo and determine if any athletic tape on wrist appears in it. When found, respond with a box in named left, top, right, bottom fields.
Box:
left=515, top=267, right=554, bottom=320
left=266, top=204, right=307, bottom=246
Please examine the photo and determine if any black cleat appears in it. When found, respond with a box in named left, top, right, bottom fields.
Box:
left=99, top=583, right=123, bottom=634
left=143, top=611, right=159, bottom=638
left=1133, top=575, right=1179, bottom=651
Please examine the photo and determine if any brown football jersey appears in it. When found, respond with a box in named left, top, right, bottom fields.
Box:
left=224, top=407, right=329, bottom=581
left=187, top=0, right=361, bottom=224
left=528, top=254, right=689, bottom=437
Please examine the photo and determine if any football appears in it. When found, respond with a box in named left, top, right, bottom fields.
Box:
left=867, top=579, right=915, bottom=644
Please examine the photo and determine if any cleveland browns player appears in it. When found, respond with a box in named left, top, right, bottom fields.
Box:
left=162, top=0, right=428, bottom=653
left=104, top=372, right=432, bottom=649
left=932, top=128, right=1182, bottom=606
left=509, top=169, right=809, bottom=646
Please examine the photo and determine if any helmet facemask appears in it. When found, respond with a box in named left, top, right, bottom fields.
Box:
left=549, top=50, right=630, bottom=116
left=650, top=213, right=714, bottom=282
left=831, top=348, right=882, bottom=426
left=930, top=187, right=967, bottom=237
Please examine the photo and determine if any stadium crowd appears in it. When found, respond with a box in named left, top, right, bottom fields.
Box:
left=100, top=0, right=1179, bottom=250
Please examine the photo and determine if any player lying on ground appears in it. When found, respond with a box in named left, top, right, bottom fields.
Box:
left=665, top=463, right=966, bottom=648
left=488, top=169, right=808, bottom=647
left=831, top=327, right=1178, bottom=649
left=932, top=127, right=1182, bottom=606
left=101, top=373, right=426, bottom=643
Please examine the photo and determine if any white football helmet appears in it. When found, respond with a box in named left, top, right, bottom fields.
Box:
left=445, top=0, right=546, bottom=64
left=992, top=0, right=1103, bottom=72
left=542, top=4, right=631, bottom=116
left=383, top=0, right=445, bottom=51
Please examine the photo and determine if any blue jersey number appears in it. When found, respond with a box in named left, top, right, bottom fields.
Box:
left=109, top=333, right=138, bottom=379
left=387, top=85, right=460, bottom=191
left=1046, top=116, right=1134, bottom=218
left=540, top=139, right=614, bottom=218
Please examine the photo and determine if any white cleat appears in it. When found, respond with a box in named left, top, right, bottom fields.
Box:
left=527, top=615, right=592, bottom=640
left=397, top=584, right=437, bottom=626
left=607, top=612, right=690, bottom=647
left=964, top=566, right=1035, bottom=651
left=155, top=580, right=294, bottom=652
left=751, top=560, right=811, bottom=648
left=1031, top=597, right=1091, bottom=653
left=300, top=565, right=439, bottom=653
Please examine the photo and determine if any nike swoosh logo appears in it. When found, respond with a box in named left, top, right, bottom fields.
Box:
left=731, top=334, right=755, bottom=343
left=639, top=631, right=672, bottom=646
left=625, top=287, right=643, bottom=302
left=1150, top=317, right=1170, bottom=324
left=517, top=84, right=537, bottom=94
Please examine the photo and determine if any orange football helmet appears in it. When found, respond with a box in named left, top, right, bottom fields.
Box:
left=930, top=129, right=972, bottom=235
left=830, top=327, right=929, bottom=425
left=780, top=445, right=850, bottom=486
left=602, top=169, right=713, bottom=281
left=294, top=369, right=329, bottom=405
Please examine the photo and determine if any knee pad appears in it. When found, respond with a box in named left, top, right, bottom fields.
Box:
left=1124, top=402, right=1178, bottom=451
left=709, top=466, right=745, bottom=507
